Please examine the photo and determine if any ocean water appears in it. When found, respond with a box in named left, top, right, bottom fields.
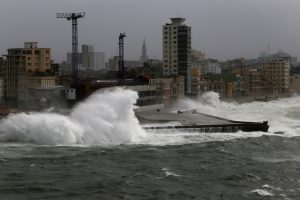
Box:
left=0, top=88, right=300, bottom=199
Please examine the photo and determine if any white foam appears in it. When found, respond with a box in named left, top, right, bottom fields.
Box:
left=262, top=184, right=282, bottom=191
left=1, top=90, right=300, bottom=146
left=0, top=88, right=146, bottom=145
left=140, top=92, right=300, bottom=145
left=157, top=168, right=182, bottom=178
left=250, top=189, right=274, bottom=196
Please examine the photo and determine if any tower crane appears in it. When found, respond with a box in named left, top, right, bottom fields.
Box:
left=56, top=12, right=85, bottom=87
left=119, top=33, right=126, bottom=84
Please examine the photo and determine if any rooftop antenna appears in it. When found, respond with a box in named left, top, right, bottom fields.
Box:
left=177, top=9, right=179, bottom=17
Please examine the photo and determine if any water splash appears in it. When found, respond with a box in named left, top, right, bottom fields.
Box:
left=1, top=90, right=300, bottom=146
left=0, top=88, right=146, bottom=145
left=140, top=92, right=300, bottom=145
left=174, top=92, right=300, bottom=135
left=173, top=92, right=237, bottom=118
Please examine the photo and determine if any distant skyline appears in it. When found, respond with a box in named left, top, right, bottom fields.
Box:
left=1, top=0, right=300, bottom=62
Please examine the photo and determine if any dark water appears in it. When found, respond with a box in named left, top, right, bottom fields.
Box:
left=0, top=135, right=300, bottom=200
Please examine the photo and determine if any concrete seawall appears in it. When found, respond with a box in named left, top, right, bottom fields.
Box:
left=136, top=110, right=269, bottom=133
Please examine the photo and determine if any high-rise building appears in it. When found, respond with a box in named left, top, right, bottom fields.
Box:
left=82, top=45, right=93, bottom=69
left=140, top=39, right=148, bottom=64
left=163, top=17, right=191, bottom=94
left=90, top=52, right=105, bottom=71
left=67, top=45, right=105, bottom=71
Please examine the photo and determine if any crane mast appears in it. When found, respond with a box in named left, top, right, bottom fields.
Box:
left=119, top=33, right=126, bottom=84
left=56, top=12, right=85, bottom=88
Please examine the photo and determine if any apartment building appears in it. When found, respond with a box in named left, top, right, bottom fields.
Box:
left=163, top=17, right=191, bottom=95
left=4, top=42, right=53, bottom=108
left=262, top=59, right=290, bottom=95
left=149, top=76, right=185, bottom=106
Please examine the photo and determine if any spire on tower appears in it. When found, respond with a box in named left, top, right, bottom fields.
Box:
left=140, top=38, right=148, bottom=64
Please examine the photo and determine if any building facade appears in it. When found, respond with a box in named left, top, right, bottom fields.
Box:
left=290, top=75, right=300, bottom=94
left=149, top=76, right=185, bottom=106
left=4, top=42, right=52, bottom=108
left=262, top=59, right=290, bottom=95
left=163, top=17, right=191, bottom=95
left=191, top=60, right=221, bottom=75
left=191, top=49, right=205, bottom=62
left=0, top=78, right=3, bottom=103
left=67, top=45, right=105, bottom=71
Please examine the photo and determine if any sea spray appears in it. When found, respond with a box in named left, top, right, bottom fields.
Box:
left=173, top=92, right=237, bottom=118
left=0, top=88, right=146, bottom=145
left=173, top=92, right=300, bottom=136
left=140, top=92, right=300, bottom=145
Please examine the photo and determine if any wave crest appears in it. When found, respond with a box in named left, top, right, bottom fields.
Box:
left=0, top=88, right=146, bottom=145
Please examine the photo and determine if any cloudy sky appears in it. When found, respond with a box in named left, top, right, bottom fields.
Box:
left=1, top=0, right=300, bottom=62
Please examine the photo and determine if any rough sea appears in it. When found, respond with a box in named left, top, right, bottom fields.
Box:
left=0, top=88, right=300, bottom=200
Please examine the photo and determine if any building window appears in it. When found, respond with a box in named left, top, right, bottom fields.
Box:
left=35, top=50, right=40, bottom=55
left=45, top=50, right=49, bottom=54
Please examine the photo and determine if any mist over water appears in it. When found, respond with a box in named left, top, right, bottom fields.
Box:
left=0, top=88, right=146, bottom=145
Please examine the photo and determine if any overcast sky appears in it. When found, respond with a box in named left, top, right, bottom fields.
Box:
left=1, top=0, right=300, bottom=62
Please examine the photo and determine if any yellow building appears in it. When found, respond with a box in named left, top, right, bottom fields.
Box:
left=262, top=59, right=290, bottom=95
left=4, top=42, right=53, bottom=108
left=149, top=76, right=185, bottom=107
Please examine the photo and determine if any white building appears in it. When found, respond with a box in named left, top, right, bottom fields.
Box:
left=192, top=61, right=221, bottom=74
left=67, top=45, right=105, bottom=71
left=90, top=52, right=105, bottom=71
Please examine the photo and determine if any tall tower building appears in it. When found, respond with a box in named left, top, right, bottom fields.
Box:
left=140, top=39, right=148, bottom=64
left=163, top=17, right=191, bottom=94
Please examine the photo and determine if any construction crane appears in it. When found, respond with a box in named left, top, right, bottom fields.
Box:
left=118, top=33, right=126, bottom=84
left=56, top=12, right=85, bottom=87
